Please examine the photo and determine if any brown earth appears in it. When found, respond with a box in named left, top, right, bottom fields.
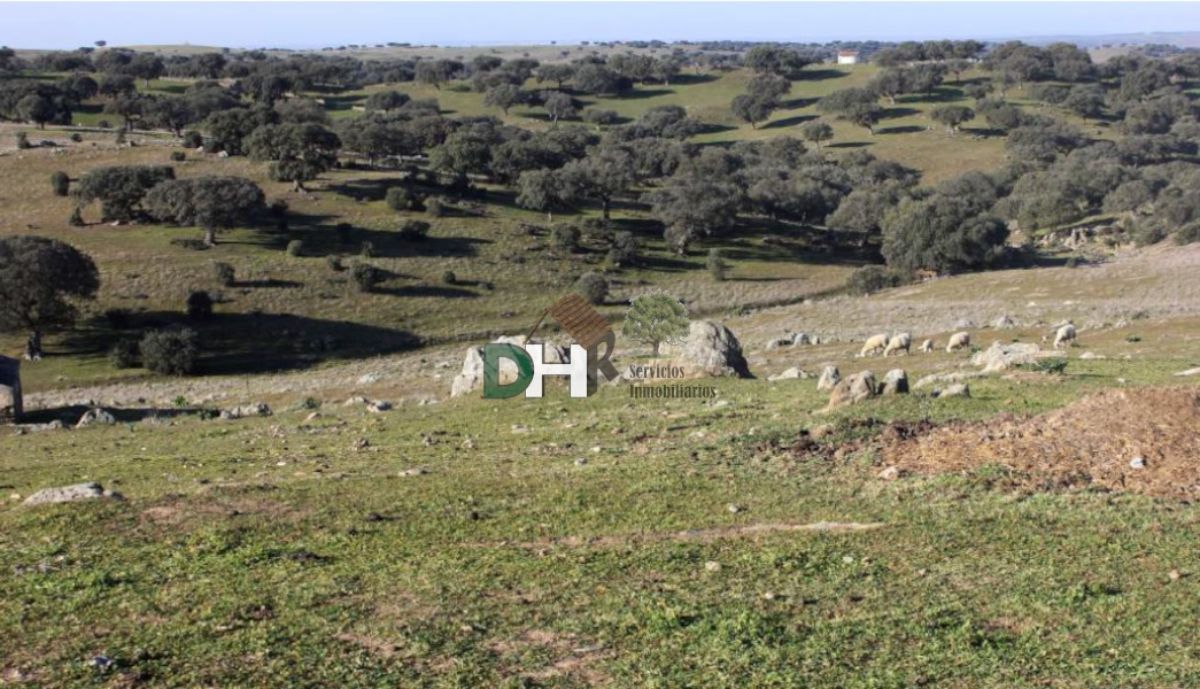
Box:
left=881, top=386, right=1200, bottom=499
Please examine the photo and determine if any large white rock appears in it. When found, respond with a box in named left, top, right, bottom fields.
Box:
left=23, top=482, right=123, bottom=506
left=971, top=341, right=1044, bottom=373
left=661, top=321, right=751, bottom=378
left=449, top=336, right=567, bottom=397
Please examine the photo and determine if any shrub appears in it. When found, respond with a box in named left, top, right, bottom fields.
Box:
left=1024, top=358, right=1068, bottom=375
left=140, top=328, right=198, bottom=375
left=170, top=151, right=186, bottom=162
left=351, top=263, right=383, bottom=292
left=182, top=130, right=203, bottom=148
left=847, top=265, right=905, bottom=295
left=108, top=339, right=139, bottom=369
left=326, top=255, right=344, bottom=272
left=386, top=187, right=423, bottom=212
left=552, top=224, right=581, bottom=252
left=15, top=132, right=31, bottom=149
left=360, top=240, right=375, bottom=258
left=68, top=206, right=84, bottom=226
left=70, top=132, right=83, bottom=143
left=1175, top=222, right=1200, bottom=245
left=706, top=249, right=728, bottom=282
left=212, top=261, right=235, bottom=286
left=441, top=270, right=457, bottom=285
left=398, top=220, right=431, bottom=241
left=574, top=271, right=609, bottom=305
left=50, top=171, right=70, bottom=196
left=425, top=197, right=445, bottom=217
left=286, top=239, right=305, bottom=257
left=608, top=231, right=638, bottom=267
left=186, top=290, right=214, bottom=319
left=584, top=109, right=620, bottom=126
left=98, top=119, right=111, bottom=129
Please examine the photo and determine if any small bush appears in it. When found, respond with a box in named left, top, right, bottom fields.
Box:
left=68, top=206, right=85, bottom=226
left=706, top=249, right=728, bottom=282
left=69, top=132, right=83, bottom=143
left=212, top=261, right=235, bottom=286
left=1174, top=223, right=1200, bottom=245
left=50, top=171, right=70, bottom=196
left=170, top=238, right=210, bottom=251
left=182, top=130, right=203, bottom=148
left=108, top=339, right=139, bottom=369
left=552, top=224, right=581, bottom=252
left=847, top=265, right=905, bottom=295
left=398, top=220, right=431, bottom=241
left=351, top=263, right=383, bottom=292
left=170, top=151, right=186, bottom=162
left=608, top=230, right=638, bottom=267
left=574, top=271, right=609, bottom=305
left=360, top=240, right=375, bottom=258
left=186, top=290, right=214, bottom=320
left=426, top=197, right=445, bottom=217
left=140, top=328, right=198, bottom=375
left=386, top=186, right=423, bottom=212
left=441, top=270, right=457, bottom=285
left=326, top=255, right=344, bottom=272
left=1024, top=358, right=1068, bottom=375
left=97, top=120, right=111, bottom=129
left=286, top=239, right=305, bottom=257
left=15, top=132, right=31, bottom=149
left=584, top=109, right=620, bottom=126
left=1125, top=335, right=1142, bottom=343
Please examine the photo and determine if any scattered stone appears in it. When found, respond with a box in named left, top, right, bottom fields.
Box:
left=971, top=341, right=1044, bottom=373
left=343, top=396, right=369, bottom=406
left=1079, top=351, right=1104, bottom=360
left=767, top=366, right=807, bottom=382
left=727, top=503, right=742, bottom=514
left=90, top=655, right=113, bottom=671
left=881, top=369, right=909, bottom=395
left=0, top=355, right=22, bottom=423
left=367, top=400, right=393, bottom=413
left=816, top=365, right=840, bottom=392
left=809, top=423, right=835, bottom=440
left=877, top=466, right=902, bottom=481
left=1129, top=456, right=1146, bottom=469
left=663, top=321, right=752, bottom=378
left=765, top=337, right=793, bottom=351
left=511, top=424, right=529, bottom=434
left=461, top=437, right=476, bottom=449
left=1174, top=367, right=1200, bottom=377
left=399, top=467, right=428, bottom=477
left=352, top=437, right=370, bottom=451
left=304, top=412, right=321, bottom=422
left=23, top=482, right=123, bottom=506
left=574, top=457, right=588, bottom=466
left=357, top=372, right=381, bottom=384
left=826, top=371, right=877, bottom=409
left=791, top=332, right=812, bottom=346
left=75, top=407, right=116, bottom=428
left=934, top=383, right=971, bottom=399
left=1169, top=569, right=1181, bottom=581
left=992, top=314, right=1016, bottom=329
left=220, top=403, right=271, bottom=420
left=704, top=560, right=722, bottom=572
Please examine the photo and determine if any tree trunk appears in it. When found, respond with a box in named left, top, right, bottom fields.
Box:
left=204, top=226, right=217, bottom=246
left=652, top=341, right=660, bottom=357
left=24, top=331, right=42, bottom=361
left=601, top=198, right=611, bottom=221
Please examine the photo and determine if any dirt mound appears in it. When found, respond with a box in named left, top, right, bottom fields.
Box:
left=882, top=386, right=1200, bottom=499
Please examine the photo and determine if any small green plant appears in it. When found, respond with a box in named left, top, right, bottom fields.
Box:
left=69, top=132, right=83, bottom=143
left=1024, top=358, right=1068, bottom=375
left=574, top=271, right=609, bottom=305
left=1125, top=335, right=1142, bottom=343
left=141, top=328, right=199, bottom=376
left=173, top=395, right=189, bottom=408
left=360, top=240, right=375, bottom=258
left=182, top=130, right=203, bottom=148
left=68, top=206, right=85, bottom=226
left=50, top=171, right=70, bottom=196
left=170, top=151, right=186, bottom=162
left=441, top=270, right=457, bottom=285
left=15, top=132, right=31, bottom=149
left=847, top=265, right=905, bottom=296
left=706, top=249, right=728, bottom=282
left=326, top=255, right=344, bottom=272
left=286, top=239, right=305, bottom=257
left=352, top=263, right=383, bottom=292
left=552, top=224, right=581, bottom=252
left=425, top=197, right=445, bottom=217
left=386, top=187, right=423, bottom=212
left=107, top=339, right=139, bottom=369
left=212, top=262, right=235, bottom=287
left=300, top=397, right=321, bottom=410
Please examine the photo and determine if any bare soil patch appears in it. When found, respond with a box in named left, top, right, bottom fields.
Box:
left=882, top=386, right=1200, bottom=499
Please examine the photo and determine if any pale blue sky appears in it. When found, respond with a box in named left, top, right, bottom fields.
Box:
left=3, top=2, right=1200, bottom=50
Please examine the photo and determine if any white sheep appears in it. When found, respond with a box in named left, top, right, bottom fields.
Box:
left=919, top=339, right=934, bottom=353
left=946, top=331, right=971, bottom=353
left=1053, top=323, right=1077, bottom=350
left=883, top=332, right=912, bottom=357
left=858, top=333, right=889, bottom=358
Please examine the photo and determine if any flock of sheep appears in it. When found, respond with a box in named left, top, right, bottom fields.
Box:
left=855, top=323, right=1077, bottom=358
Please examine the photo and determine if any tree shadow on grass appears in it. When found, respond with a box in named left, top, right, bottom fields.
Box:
left=375, top=284, right=480, bottom=299
left=21, top=405, right=211, bottom=426
left=876, top=125, right=926, bottom=135
left=796, top=69, right=846, bottom=82
left=62, top=311, right=422, bottom=377
left=763, top=114, right=817, bottom=129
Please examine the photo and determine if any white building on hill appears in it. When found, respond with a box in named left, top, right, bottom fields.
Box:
left=836, top=50, right=859, bottom=65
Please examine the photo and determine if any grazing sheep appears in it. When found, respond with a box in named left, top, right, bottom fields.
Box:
left=858, top=333, right=889, bottom=358
left=1053, top=323, right=1077, bottom=350
left=882, top=332, right=912, bottom=357
left=919, top=339, right=934, bottom=353
left=946, top=331, right=971, bottom=353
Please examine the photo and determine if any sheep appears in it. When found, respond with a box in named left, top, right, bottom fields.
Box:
left=946, top=331, right=971, bottom=353
left=858, top=333, right=889, bottom=358
left=919, top=339, right=934, bottom=353
left=883, top=332, right=912, bottom=357
left=1053, top=323, right=1077, bottom=350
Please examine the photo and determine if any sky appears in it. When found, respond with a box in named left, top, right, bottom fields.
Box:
left=2, top=2, right=1200, bottom=50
